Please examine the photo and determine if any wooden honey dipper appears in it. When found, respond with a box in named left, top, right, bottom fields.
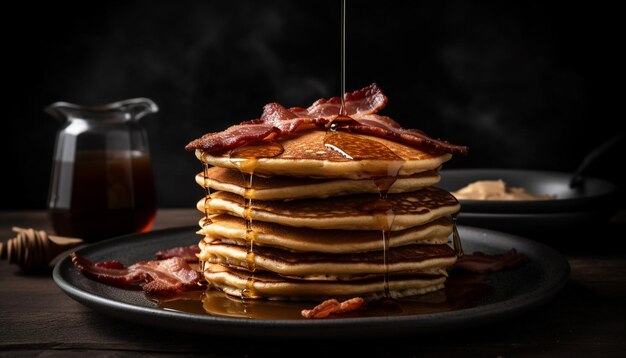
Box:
left=0, top=227, right=84, bottom=272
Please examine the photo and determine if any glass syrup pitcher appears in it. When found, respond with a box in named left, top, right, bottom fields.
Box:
left=46, top=98, right=158, bottom=242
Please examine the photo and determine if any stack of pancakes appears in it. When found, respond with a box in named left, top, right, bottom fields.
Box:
left=194, top=130, right=460, bottom=300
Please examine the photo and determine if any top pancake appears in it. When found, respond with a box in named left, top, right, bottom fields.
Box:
left=195, top=131, right=452, bottom=179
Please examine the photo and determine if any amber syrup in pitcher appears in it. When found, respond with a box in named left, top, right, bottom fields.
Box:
left=48, top=150, right=156, bottom=241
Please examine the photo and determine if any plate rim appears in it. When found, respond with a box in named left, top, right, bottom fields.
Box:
left=52, top=225, right=570, bottom=337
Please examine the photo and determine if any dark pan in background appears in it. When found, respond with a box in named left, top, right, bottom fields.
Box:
left=438, top=169, right=619, bottom=234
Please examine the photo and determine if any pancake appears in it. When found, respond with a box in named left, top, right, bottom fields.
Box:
left=199, top=215, right=451, bottom=253
left=197, top=187, right=460, bottom=231
left=195, top=131, right=452, bottom=179
left=195, top=167, right=441, bottom=200
left=203, top=264, right=447, bottom=300
left=198, top=240, right=456, bottom=278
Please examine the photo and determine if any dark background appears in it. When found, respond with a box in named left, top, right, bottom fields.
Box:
left=3, top=0, right=623, bottom=209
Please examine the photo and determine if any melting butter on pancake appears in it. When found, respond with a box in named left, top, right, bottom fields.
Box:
left=196, top=131, right=452, bottom=179
left=199, top=215, right=451, bottom=253
left=203, top=264, right=446, bottom=300
left=196, top=167, right=441, bottom=200
left=199, top=240, right=456, bottom=278
left=197, top=187, right=459, bottom=231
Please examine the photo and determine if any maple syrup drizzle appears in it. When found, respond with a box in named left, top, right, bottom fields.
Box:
left=200, top=161, right=214, bottom=275
left=339, top=0, right=346, bottom=116
left=201, top=161, right=212, bottom=227
left=324, top=131, right=404, bottom=298
left=451, top=213, right=464, bottom=257
left=229, top=141, right=284, bottom=301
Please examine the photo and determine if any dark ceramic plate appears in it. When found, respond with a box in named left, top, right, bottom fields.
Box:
left=53, top=226, right=569, bottom=338
left=438, top=169, right=617, bottom=214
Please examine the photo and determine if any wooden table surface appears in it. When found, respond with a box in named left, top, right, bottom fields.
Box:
left=1, top=209, right=625, bottom=357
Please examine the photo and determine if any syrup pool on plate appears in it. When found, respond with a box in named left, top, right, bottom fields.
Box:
left=156, top=271, right=491, bottom=320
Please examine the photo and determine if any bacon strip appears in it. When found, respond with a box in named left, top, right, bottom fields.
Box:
left=338, top=120, right=468, bottom=156
left=259, top=103, right=327, bottom=135
left=185, top=83, right=467, bottom=155
left=184, top=123, right=277, bottom=153
left=291, top=82, right=387, bottom=118
left=185, top=106, right=327, bottom=152
left=452, top=249, right=528, bottom=273
left=71, top=253, right=202, bottom=297
left=301, top=297, right=366, bottom=319
left=155, top=245, right=200, bottom=262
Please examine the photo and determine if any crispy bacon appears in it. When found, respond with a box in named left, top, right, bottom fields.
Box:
left=184, top=123, right=277, bottom=153
left=185, top=83, right=467, bottom=155
left=338, top=120, right=468, bottom=156
left=155, top=245, right=200, bottom=262
left=453, top=249, right=528, bottom=273
left=259, top=102, right=327, bottom=134
left=301, top=297, right=366, bottom=319
left=184, top=105, right=327, bottom=152
left=350, top=113, right=402, bottom=130
left=291, top=82, right=387, bottom=118
left=71, top=253, right=202, bottom=297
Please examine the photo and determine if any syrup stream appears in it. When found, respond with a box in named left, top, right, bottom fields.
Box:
left=339, top=0, right=346, bottom=115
